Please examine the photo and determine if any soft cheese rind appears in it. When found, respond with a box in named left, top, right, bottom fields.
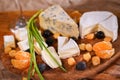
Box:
left=39, top=5, right=79, bottom=38
left=41, top=47, right=62, bottom=68
left=79, top=11, right=118, bottom=41
left=58, top=37, right=80, bottom=59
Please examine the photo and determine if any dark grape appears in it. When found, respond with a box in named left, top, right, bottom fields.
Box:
left=95, top=31, right=105, bottom=39
left=42, top=30, right=53, bottom=38
left=76, top=61, right=86, bottom=70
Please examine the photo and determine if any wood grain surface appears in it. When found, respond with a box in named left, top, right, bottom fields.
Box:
left=0, top=11, right=120, bottom=80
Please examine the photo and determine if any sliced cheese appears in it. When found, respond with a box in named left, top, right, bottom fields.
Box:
left=80, top=11, right=118, bottom=41
left=58, top=36, right=68, bottom=51
left=17, top=39, right=29, bottom=51
left=14, top=28, right=28, bottom=41
left=39, top=5, right=79, bottom=38
left=41, top=47, right=62, bottom=68
left=17, top=39, right=47, bottom=55
left=4, top=35, right=16, bottom=48
left=58, top=37, right=80, bottom=59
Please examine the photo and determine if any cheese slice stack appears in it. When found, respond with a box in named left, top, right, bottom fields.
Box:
left=58, top=37, right=80, bottom=59
left=79, top=11, right=118, bottom=41
left=39, top=5, right=79, bottom=38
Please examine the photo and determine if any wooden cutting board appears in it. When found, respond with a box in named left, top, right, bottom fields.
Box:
left=0, top=11, right=120, bottom=80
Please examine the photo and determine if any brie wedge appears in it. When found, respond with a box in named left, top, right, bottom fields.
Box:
left=41, top=47, right=62, bottom=68
left=58, top=37, right=80, bottom=59
left=79, top=11, right=118, bottom=41
left=39, top=5, right=79, bottom=38
left=4, top=35, right=16, bottom=48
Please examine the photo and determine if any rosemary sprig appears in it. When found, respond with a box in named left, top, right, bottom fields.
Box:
left=27, top=10, right=66, bottom=80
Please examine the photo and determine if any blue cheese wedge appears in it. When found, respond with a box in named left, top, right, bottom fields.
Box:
left=4, top=35, right=16, bottom=48
left=58, top=37, right=80, bottom=59
left=79, top=11, right=118, bottom=41
left=39, top=5, right=79, bottom=38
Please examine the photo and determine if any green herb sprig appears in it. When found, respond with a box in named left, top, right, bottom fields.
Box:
left=27, top=10, right=44, bottom=80
left=27, top=10, right=66, bottom=80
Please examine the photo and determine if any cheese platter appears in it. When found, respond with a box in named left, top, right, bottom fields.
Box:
left=1, top=5, right=120, bottom=80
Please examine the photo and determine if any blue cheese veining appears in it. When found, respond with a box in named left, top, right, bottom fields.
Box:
left=39, top=5, right=79, bottom=38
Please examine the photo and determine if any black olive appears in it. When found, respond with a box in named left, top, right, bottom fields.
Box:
left=38, top=63, right=47, bottom=73
left=76, top=61, right=86, bottom=70
left=42, top=30, right=53, bottom=38
left=95, top=31, right=105, bottom=39
left=46, top=37, right=54, bottom=46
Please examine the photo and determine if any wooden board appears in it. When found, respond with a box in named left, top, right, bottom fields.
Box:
left=0, top=11, right=120, bottom=80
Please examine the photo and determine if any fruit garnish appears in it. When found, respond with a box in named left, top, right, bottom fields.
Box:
left=15, top=51, right=30, bottom=60
left=45, top=37, right=55, bottom=46
left=69, top=10, right=81, bottom=23
left=11, top=51, right=30, bottom=70
left=4, top=46, right=12, bottom=54
left=93, top=41, right=112, bottom=52
left=9, top=50, right=16, bottom=57
left=53, top=32, right=60, bottom=39
left=76, top=61, right=86, bottom=70
left=67, top=57, right=76, bottom=66
left=85, top=33, right=94, bottom=40
left=92, top=56, right=100, bottom=66
left=95, top=48, right=115, bottom=59
left=95, top=31, right=105, bottom=39
left=42, top=29, right=53, bottom=38
left=11, top=59, right=30, bottom=70
left=38, top=63, right=47, bottom=73
left=79, top=43, right=86, bottom=51
left=83, top=52, right=91, bottom=62
left=85, top=43, right=93, bottom=52
left=104, top=37, right=112, bottom=42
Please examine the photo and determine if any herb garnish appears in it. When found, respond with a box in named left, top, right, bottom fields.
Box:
left=27, top=10, right=66, bottom=80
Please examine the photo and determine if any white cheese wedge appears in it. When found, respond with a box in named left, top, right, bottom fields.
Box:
left=17, top=39, right=48, bottom=55
left=58, top=36, right=68, bottom=51
left=41, top=47, right=62, bottom=68
left=17, top=39, right=29, bottom=51
left=4, top=35, right=16, bottom=48
left=34, top=41, right=48, bottom=55
left=79, top=11, right=118, bottom=41
left=39, top=5, right=79, bottom=38
left=58, top=37, right=80, bottom=59
left=14, top=28, right=28, bottom=41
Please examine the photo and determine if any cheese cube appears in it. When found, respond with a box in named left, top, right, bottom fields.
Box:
left=14, top=28, right=28, bottom=41
left=17, top=39, right=29, bottom=51
left=39, top=5, right=79, bottom=38
left=4, top=35, right=16, bottom=48
left=79, top=11, right=118, bottom=41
